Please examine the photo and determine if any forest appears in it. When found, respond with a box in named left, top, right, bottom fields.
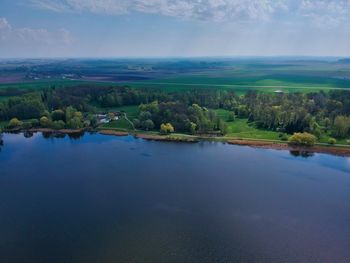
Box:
left=0, top=85, right=350, bottom=143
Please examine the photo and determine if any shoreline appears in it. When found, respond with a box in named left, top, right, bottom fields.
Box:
left=3, top=128, right=350, bottom=157
left=227, top=139, right=350, bottom=157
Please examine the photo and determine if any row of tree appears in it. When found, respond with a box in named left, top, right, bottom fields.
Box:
left=0, top=85, right=350, bottom=138
left=133, top=101, right=227, bottom=135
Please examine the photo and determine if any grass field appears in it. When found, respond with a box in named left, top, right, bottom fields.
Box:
left=98, top=105, right=139, bottom=130
left=100, top=117, right=134, bottom=130
left=216, top=109, right=282, bottom=140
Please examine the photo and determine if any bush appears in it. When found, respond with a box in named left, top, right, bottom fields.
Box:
left=40, top=116, right=50, bottom=127
left=160, top=123, right=175, bottom=134
left=279, top=133, right=289, bottom=141
left=31, top=119, right=40, bottom=127
left=328, top=138, right=337, bottom=145
left=51, top=120, right=65, bottom=130
left=228, top=112, right=236, bottom=122
left=8, top=118, right=23, bottom=129
left=22, top=122, right=33, bottom=129
left=133, top=118, right=141, bottom=129
left=288, top=132, right=316, bottom=146
left=52, top=109, right=65, bottom=121
left=347, top=140, right=350, bottom=145
left=67, top=117, right=83, bottom=129
left=142, top=119, right=154, bottom=131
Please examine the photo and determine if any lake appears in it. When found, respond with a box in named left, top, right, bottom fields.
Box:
left=0, top=132, right=350, bottom=263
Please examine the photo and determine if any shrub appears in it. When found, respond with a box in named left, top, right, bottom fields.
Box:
left=52, top=120, right=65, bottom=130
left=160, top=123, right=175, bottom=134
left=133, top=118, right=141, bottom=128
left=52, top=109, right=65, bottom=121
left=8, top=118, right=23, bottom=129
left=228, top=112, right=236, bottom=122
left=279, top=133, right=289, bottom=141
left=288, top=132, right=316, bottom=146
left=31, top=119, right=40, bottom=127
left=40, top=116, right=50, bottom=127
left=328, top=138, right=337, bottom=145
left=22, top=122, right=33, bottom=129
left=347, top=140, right=350, bottom=145
left=142, top=119, right=154, bottom=131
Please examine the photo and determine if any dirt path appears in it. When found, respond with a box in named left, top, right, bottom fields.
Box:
left=123, top=113, right=136, bottom=131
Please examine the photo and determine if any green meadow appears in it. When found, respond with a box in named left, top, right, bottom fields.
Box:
left=215, top=109, right=282, bottom=140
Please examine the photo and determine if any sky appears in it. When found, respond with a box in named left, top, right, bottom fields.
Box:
left=0, top=0, right=349, bottom=58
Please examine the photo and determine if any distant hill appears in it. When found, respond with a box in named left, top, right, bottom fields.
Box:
left=338, top=58, right=350, bottom=63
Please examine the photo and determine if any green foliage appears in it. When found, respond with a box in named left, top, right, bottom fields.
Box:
left=31, top=119, right=40, bottom=127
left=189, top=122, right=197, bottom=135
left=52, top=109, right=65, bottom=122
left=288, top=132, right=316, bottom=147
left=133, top=118, right=141, bottom=129
left=332, top=116, right=350, bottom=138
left=8, top=118, right=23, bottom=128
left=279, top=133, right=289, bottom=141
left=40, top=116, right=50, bottom=127
left=328, top=138, right=337, bottom=145
left=160, top=123, right=175, bottom=134
left=228, top=112, right=236, bottom=122
left=65, top=106, right=76, bottom=122
left=22, top=121, right=33, bottom=129
left=67, top=117, right=83, bottom=129
left=52, top=120, right=65, bottom=130
left=217, top=119, right=228, bottom=135
left=87, top=114, right=98, bottom=127
left=142, top=119, right=154, bottom=131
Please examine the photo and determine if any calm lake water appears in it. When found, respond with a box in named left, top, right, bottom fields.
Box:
left=0, top=132, right=350, bottom=263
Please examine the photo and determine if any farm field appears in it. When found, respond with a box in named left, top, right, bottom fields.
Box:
left=0, top=58, right=350, bottom=97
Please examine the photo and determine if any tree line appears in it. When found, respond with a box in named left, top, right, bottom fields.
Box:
left=0, top=85, right=350, bottom=138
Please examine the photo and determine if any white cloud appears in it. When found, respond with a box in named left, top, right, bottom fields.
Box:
left=28, top=0, right=350, bottom=28
left=30, top=0, right=289, bottom=22
left=0, top=17, right=73, bottom=44
left=300, top=0, right=350, bottom=27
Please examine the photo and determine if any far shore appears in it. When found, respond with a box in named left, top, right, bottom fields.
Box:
left=3, top=128, right=350, bottom=157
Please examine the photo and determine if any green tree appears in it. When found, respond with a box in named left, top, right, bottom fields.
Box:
left=328, top=138, right=337, bottom=145
left=40, top=116, right=50, bottom=127
left=217, top=119, right=228, bottom=135
left=228, top=112, right=236, bottom=122
left=67, top=117, right=83, bottom=129
left=189, top=122, right=197, bottom=135
left=52, top=109, right=65, bottom=122
left=288, top=132, right=316, bottom=146
left=65, top=106, right=76, bottom=122
left=52, top=120, right=65, bottom=130
left=8, top=118, right=23, bottom=129
left=107, top=112, right=115, bottom=121
left=142, top=119, right=154, bottom=131
left=87, top=114, right=98, bottom=127
left=133, top=118, right=141, bottom=129
left=333, top=116, right=350, bottom=138
left=324, top=118, right=331, bottom=132
left=160, top=123, right=175, bottom=134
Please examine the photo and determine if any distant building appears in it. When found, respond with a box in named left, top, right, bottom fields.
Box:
left=96, top=113, right=120, bottom=124
left=274, top=90, right=284, bottom=94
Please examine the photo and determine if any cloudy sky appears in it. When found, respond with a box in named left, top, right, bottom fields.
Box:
left=0, top=0, right=349, bottom=58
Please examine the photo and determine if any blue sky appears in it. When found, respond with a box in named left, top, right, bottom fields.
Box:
left=0, top=0, right=349, bottom=58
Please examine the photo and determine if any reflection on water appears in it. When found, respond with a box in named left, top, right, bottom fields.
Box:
left=41, top=131, right=85, bottom=140
left=0, top=133, right=350, bottom=263
left=289, top=150, right=315, bottom=158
